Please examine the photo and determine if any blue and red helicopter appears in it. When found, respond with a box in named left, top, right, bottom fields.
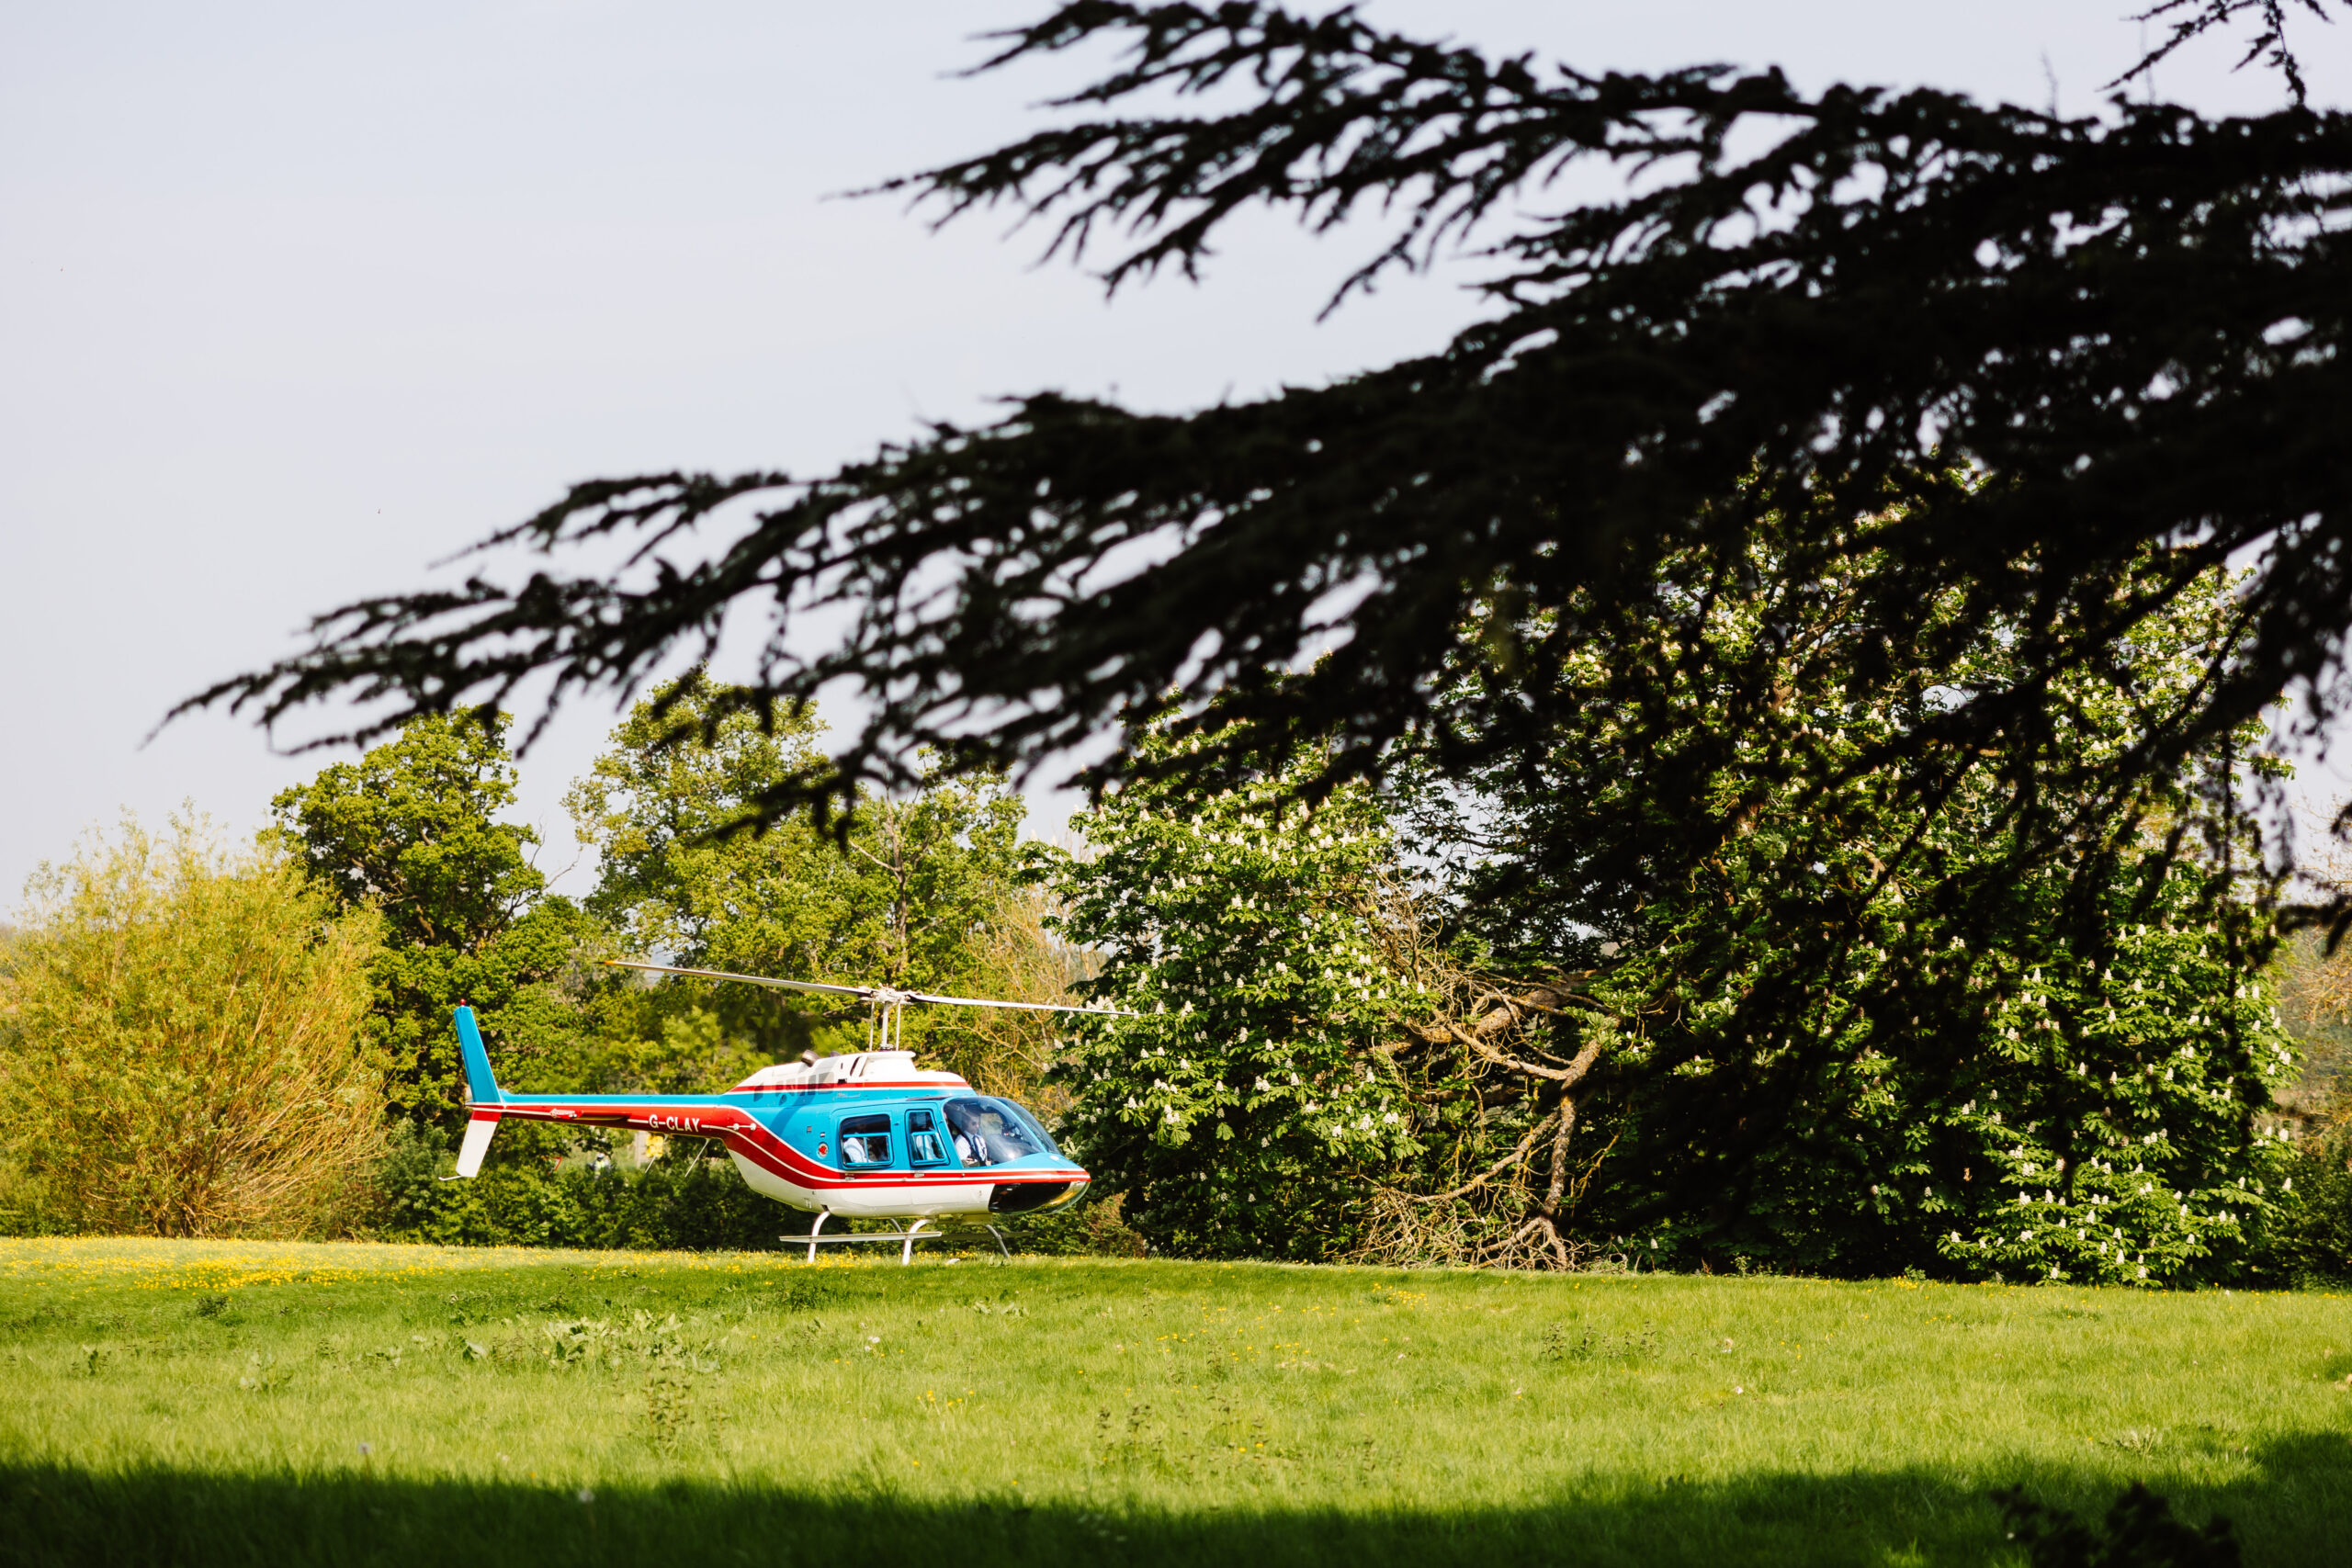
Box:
left=447, top=960, right=1119, bottom=1262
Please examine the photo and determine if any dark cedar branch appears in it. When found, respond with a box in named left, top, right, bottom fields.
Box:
left=181, top=3, right=2350, bottom=867
left=2117, top=0, right=2340, bottom=107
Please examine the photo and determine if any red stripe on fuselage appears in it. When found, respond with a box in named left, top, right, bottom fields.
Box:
left=486, top=1097, right=1082, bottom=1192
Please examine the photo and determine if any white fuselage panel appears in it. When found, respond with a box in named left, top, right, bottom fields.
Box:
left=726, top=1150, right=999, bottom=1218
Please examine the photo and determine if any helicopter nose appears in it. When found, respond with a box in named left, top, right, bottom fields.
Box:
left=989, top=1179, right=1086, bottom=1213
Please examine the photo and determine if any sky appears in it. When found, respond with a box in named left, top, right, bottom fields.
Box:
left=5, top=2, right=2347, bottom=908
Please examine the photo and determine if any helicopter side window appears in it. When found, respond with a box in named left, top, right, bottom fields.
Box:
left=944, top=1097, right=1045, bottom=1168
left=906, top=1109, right=947, bottom=1168
left=838, top=1113, right=893, bottom=1169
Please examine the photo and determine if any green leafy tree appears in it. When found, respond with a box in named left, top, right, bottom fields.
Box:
left=0, top=815, right=383, bottom=1237
left=1040, top=739, right=1429, bottom=1259
left=1418, top=534, right=2298, bottom=1282
left=567, top=680, right=1035, bottom=1090
left=1054, top=546, right=2298, bottom=1280
left=272, top=711, right=543, bottom=949
left=271, top=714, right=593, bottom=1126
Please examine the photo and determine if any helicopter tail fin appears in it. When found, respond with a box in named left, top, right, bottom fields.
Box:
left=451, top=1007, right=503, bottom=1179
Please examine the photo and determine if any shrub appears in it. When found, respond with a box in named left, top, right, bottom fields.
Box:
left=0, top=1148, right=62, bottom=1237
left=0, top=815, right=384, bottom=1237
left=2269, top=1126, right=2352, bottom=1285
left=998, top=1190, right=1150, bottom=1258
left=372, top=1123, right=786, bottom=1250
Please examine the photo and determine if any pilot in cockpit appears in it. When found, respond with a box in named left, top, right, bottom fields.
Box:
left=945, top=1097, right=1045, bottom=1167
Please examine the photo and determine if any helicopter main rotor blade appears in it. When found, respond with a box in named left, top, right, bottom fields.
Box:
left=604, top=960, right=875, bottom=1000
left=903, top=989, right=1137, bottom=1018
left=607, top=960, right=1137, bottom=1018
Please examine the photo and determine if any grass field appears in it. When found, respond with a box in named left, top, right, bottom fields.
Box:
left=1, top=1236, right=2346, bottom=1566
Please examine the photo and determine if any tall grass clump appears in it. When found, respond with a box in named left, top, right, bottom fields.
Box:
left=0, top=813, right=384, bottom=1236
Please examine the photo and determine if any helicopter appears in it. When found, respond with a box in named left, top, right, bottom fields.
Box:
left=445, top=960, right=1121, bottom=1263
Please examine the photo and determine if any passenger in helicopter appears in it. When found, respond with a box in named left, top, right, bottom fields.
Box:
left=907, top=1109, right=947, bottom=1164
left=837, top=1114, right=892, bottom=1168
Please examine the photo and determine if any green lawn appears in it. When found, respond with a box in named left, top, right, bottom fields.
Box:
left=1, top=1237, right=2346, bottom=1566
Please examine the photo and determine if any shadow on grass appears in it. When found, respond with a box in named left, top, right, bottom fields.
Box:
left=2, top=1433, right=2344, bottom=1568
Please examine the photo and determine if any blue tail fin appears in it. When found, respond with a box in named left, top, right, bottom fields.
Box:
left=453, top=1007, right=503, bottom=1107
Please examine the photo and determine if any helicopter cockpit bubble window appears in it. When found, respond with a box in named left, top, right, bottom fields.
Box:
left=1005, top=1102, right=1065, bottom=1158
left=944, top=1097, right=1047, bottom=1167
left=838, top=1113, right=893, bottom=1168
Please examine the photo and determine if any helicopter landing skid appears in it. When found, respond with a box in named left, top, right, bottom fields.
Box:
left=792, top=1212, right=1012, bottom=1265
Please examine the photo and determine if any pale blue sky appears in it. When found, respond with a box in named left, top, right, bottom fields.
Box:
left=3, top=3, right=2343, bottom=903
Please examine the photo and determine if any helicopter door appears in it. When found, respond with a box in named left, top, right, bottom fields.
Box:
left=906, top=1108, right=948, bottom=1168
left=837, top=1113, right=894, bottom=1172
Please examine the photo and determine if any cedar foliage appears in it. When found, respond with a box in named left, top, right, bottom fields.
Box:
left=184, top=4, right=2351, bottom=920
left=0, top=817, right=383, bottom=1237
